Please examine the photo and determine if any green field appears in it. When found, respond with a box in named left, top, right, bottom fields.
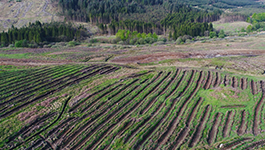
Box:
left=0, top=64, right=265, bottom=149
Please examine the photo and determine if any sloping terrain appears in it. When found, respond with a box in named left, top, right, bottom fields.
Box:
left=1, top=66, right=265, bottom=149
left=0, top=0, right=61, bottom=31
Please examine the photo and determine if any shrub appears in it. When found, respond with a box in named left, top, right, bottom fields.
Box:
left=176, top=38, right=183, bottom=45
left=110, top=38, right=120, bottom=44
left=155, top=41, right=165, bottom=45
left=118, top=41, right=124, bottom=45
left=8, top=44, right=14, bottom=48
left=158, top=37, right=167, bottom=43
left=28, top=43, right=38, bottom=48
left=129, top=39, right=135, bottom=45
left=186, top=39, right=191, bottom=44
left=15, top=40, right=28, bottom=47
left=137, top=38, right=146, bottom=45
left=145, top=37, right=156, bottom=44
left=182, top=35, right=192, bottom=41
left=210, top=31, right=216, bottom=38
left=68, top=41, right=80, bottom=47
left=43, top=44, right=51, bottom=48
left=218, top=30, right=225, bottom=38
left=129, top=38, right=139, bottom=45
left=90, top=38, right=98, bottom=43
left=87, top=43, right=93, bottom=47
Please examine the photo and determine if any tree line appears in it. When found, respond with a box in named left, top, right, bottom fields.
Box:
left=96, top=7, right=217, bottom=39
left=0, top=21, right=87, bottom=46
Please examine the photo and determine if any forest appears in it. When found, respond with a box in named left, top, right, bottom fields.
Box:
left=0, top=21, right=87, bottom=47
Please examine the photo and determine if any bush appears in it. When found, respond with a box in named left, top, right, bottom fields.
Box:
left=15, top=40, right=28, bottom=47
left=68, top=41, right=80, bottom=47
left=118, top=41, right=124, bottom=45
left=110, top=38, right=120, bottom=44
left=145, top=37, right=156, bottom=44
left=186, top=39, right=191, bottom=44
left=210, top=31, right=216, bottom=38
left=182, top=35, right=192, bottom=41
left=28, top=42, right=38, bottom=48
left=129, top=38, right=139, bottom=45
left=155, top=41, right=165, bottom=45
left=176, top=38, right=183, bottom=45
left=137, top=38, right=146, bottom=45
left=8, top=44, right=14, bottom=48
left=158, top=37, right=167, bottom=43
left=129, top=39, right=135, bottom=45
left=90, top=38, right=98, bottom=43
left=43, top=44, right=51, bottom=48
left=87, top=43, right=93, bottom=47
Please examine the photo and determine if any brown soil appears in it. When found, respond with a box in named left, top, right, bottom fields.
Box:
left=253, top=84, right=265, bottom=135
left=214, top=72, right=221, bottom=87
left=221, top=138, right=252, bottom=150
left=251, top=80, right=258, bottom=95
left=224, top=75, right=230, bottom=86
left=232, top=77, right=238, bottom=88
left=204, top=71, right=212, bottom=89
left=173, top=98, right=203, bottom=149
left=208, top=113, right=222, bottom=145
left=36, top=97, right=58, bottom=107
left=140, top=72, right=172, bottom=114
left=237, top=110, right=247, bottom=136
left=241, top=78, right=247, bottom=90
left=245, top=140, right=265, bottom=150
left=220, top=105, right=246, bottom=108
left=18, top=108, right=37, bottom=122
left=156, top=71, right=199, bottom=147
left=111, top=49, right=265, bottom=64
left=0, top=58, right=73, bottom=66
left=189, top=105, right=211, bottom=148
left=223, top=111, right=233, bottom=138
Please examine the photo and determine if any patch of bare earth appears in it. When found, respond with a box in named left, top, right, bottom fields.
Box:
left=0, top=58, right=73, bottom=66
left=111, top=49, right=265, bottom=64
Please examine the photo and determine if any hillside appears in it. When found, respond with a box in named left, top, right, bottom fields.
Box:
left=1, top=35, right=265, bottom=149
left=0, top=0, right=264, bottom=32
left=1, top=0, right=265, bottom=150
left=0, top=0, right=63, bottom=31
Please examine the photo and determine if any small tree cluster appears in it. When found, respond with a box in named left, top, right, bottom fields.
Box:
left=115, top=30, right=158, bottom=45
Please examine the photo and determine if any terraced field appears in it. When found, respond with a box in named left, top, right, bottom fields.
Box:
left=1, top=65, right=265, bottom=149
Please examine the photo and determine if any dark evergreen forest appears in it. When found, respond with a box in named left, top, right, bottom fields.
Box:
left=57, top=0, right=222, bottom=38
left=0, top=21, right=87, bottom=46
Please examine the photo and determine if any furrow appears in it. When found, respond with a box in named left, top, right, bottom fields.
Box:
left=188, top=105, right=211, bottom=148
left=237, top=110, right=247, bottom=136
left=155, top=71, right=204, bottom=148
left=59, top=72, right=162, bottom=149
left=253, top=81, right=265, bottom=135
left=223, top=111, right=233, bottom=138
left=73, top=73, right=171, bottom=150
left=172, top=97, right=203, bottom=150
left=207, top=113, right=222, bottom=145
